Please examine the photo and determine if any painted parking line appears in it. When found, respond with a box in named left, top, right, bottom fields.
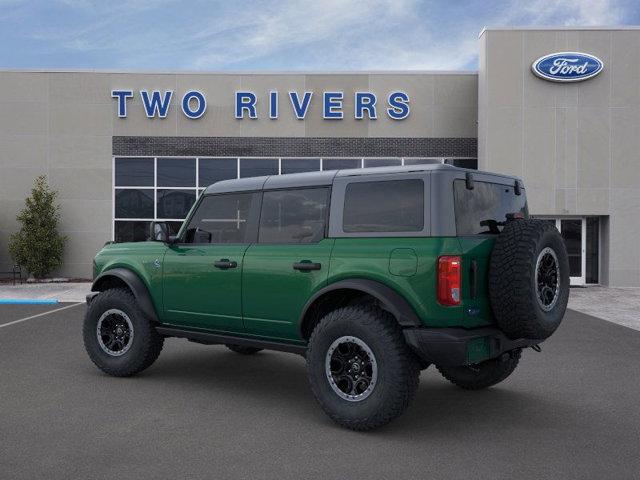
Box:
left=0, top=302, right=82, bottom=329
left=0, top=299, right=59, bottom=305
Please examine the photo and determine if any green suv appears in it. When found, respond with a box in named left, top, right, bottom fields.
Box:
left=84, top=164, right=569, bottom=430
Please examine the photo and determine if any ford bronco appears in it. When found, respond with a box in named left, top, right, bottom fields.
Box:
left=84, top=164, right=569, bottom=430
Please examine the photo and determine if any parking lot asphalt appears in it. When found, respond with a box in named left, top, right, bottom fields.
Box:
left=1, top=304, right=640, bottom=480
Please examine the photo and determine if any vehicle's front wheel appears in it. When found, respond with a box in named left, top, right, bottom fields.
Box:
left=83, top=288, right=164, bottom=377
left=436, top=349, right=521, bottom=390
left=306, top=305, right=420, bottom=431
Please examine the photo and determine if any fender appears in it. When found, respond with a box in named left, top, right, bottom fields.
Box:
left=91, top=267, right=159, bottom=322
left=300, top=278, right=422, bottom=332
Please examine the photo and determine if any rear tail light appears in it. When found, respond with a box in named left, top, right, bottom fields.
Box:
left=437, top=256, right=461, bottom=306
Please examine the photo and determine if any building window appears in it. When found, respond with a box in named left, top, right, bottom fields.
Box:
left=157, top=158, right=196, bottom=187
left=404, top=158, right=443, bottom=166
left=113, top=156, right=477, bottom=242
left=323, top=158, right=361, bottom=170
left=363, top=158, right=402, bottom=168
left=445, top=158, right=478, bottom=169
left=199, top=158, right=237, bottom=186
left=157, top=189, right=196, bottom=219
left=240, top=158, right=279, bottom=178
left=115, top=158, right=154, bottom=186
left=281, top=158, right=320, bottom=174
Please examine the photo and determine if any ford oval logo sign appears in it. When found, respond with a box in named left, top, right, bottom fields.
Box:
left=532, top=52, right=604, bottom=82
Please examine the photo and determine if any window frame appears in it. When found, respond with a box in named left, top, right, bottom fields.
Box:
left=257, top=186, right=331, bottom=245
left=329, top=173, right=431, bottom=238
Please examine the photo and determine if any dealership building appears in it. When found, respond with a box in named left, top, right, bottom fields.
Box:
left=0, top=26, right=639, bottom=286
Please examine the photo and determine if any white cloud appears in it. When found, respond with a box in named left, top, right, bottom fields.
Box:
left=10, top=0, right=632, bottom=70
left=188, top=0, right=628, bottom=70
left=191, top=0, right=421, bottom=69
left=509, top=0, right=623, bottom=26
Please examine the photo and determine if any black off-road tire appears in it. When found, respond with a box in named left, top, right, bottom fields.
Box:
left=437, top=349, right=521, bottom=390
left=307, top=305, right=420, bottom=431
left=225, top=344, right=263, bottom=355
left=83, top=288, right=164, bottom=377
left=489, top=219, right=570, bottom=340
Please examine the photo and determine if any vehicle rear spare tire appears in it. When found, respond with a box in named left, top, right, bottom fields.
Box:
left=489, top=219, right=569, bottom=340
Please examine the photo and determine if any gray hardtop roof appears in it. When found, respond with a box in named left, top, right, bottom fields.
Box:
left=203, top=164, right=522, bottom=194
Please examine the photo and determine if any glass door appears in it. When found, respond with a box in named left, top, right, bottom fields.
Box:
left=535, top=217, right=600, bottom=286
left=559, top=219, right=586, bottom=286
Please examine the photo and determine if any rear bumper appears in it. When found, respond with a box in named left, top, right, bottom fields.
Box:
left=403, top=326, right=539, bottom=367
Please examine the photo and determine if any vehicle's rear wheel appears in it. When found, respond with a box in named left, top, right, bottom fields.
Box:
left=437, top=349, right=521, bottom=390
left=489, top=219, right=570, bottom=340
left=225, top=344, right=263, bottom=355
left=306, top=305, right=420, bottom=431
left=83, top=288, right=164, bottom=377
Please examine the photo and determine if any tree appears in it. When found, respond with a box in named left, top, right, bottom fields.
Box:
left=9, top=175, right=67, bottom=279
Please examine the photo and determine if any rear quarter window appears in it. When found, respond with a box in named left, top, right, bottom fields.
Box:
left=343, top=179, right=424, bottom=233
left=454, top=179, right=528, bottom=235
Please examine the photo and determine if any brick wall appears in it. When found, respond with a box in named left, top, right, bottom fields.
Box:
left=113, top=136, right=477, bottom=158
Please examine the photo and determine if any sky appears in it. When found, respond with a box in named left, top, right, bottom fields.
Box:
left=0, top=0, right=638, bottom=71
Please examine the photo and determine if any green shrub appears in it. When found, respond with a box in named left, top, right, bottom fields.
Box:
left=8, top=175, right=67, bottom=279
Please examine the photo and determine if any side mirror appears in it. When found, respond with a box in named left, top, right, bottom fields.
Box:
left=150, top=222, right=169, bottom=242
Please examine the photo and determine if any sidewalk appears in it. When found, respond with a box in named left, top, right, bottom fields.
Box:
left=0, top=282, right=91, bottom=303
left=568, top=286, right=640, bottom=331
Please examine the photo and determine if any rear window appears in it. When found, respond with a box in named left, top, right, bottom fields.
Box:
left=454, top=180, right=528, bottom=235
left=343, top=179, right=424, bottom=233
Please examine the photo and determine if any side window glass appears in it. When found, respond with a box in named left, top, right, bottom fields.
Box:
left=183, top=193, right=259, bottom=244
left=343, top=179, right=424, bottom=232
left=259, top=188, right=329, bottom=244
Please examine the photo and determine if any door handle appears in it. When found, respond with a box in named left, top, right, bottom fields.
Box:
left=293, top=261, right=321, bottom=271
left=214, top=259, right=237, bottom=269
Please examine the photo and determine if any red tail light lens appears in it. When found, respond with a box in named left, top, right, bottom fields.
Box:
left=437, top=256, right=461, bottom=306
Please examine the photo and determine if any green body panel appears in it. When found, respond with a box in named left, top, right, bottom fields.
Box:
left=161, top=243, right=249, bottom=332
left=93, top=242, right=167, bottom=312
left=457, top=236, right=497, bottom=328
left=330, top=238, right=456, bottom=328
left=92, top=236, right=497, bottom=341
left=328, top=237, right=493, bottom=329
left=388, top=248, right=418, bottom=276
left=241, top=239, right=334, bottom=341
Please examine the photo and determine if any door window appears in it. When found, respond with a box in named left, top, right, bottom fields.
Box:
left=183, top=193, right=260, bottom=244
left=259, top=188, right=329, bottom=244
